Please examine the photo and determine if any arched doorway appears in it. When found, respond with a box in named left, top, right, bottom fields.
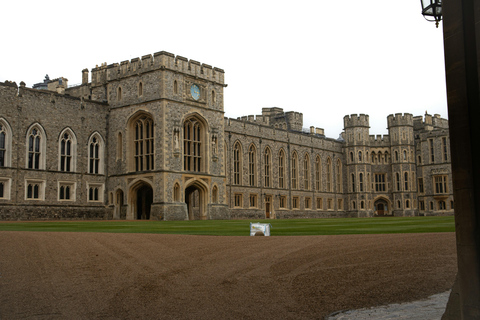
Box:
left=114, top=189, right=124, bottom=219
left=265, top=195, right=272, bottom=218
left=136, top=185, right=153, bottom=220
left=374, top=198, right=390, bottom=216
left=184, top=180, right=208, bottom=220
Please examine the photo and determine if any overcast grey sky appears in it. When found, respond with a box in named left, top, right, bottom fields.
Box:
left=1, top=0, right=447, bottom=138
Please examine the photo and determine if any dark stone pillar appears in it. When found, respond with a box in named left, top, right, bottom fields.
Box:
left=443, top=0, right=480, bottom=318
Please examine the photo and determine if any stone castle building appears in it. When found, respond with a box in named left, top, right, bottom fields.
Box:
left=0, top=51, right=454, bottom=220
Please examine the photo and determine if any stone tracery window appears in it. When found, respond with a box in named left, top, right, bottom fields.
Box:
left=233, top=142, right=241, bottom=185
left=88, top=133, right=104, bottom=174
left=315, top=156, right=321, bottom=191
left=26, top=124, right=46, bottom=170
left=279, top=149, right=285, bottom=189
left=133, top=116, right=154, bottom=172
left=303, top=153, right=310, bottom=190
left=248, top=144, right=256, bottom=187
left=264, top=147, right=271, bottom=188
left=183, top=117, right=203, bottom=172
left=0, top=119, right=12, bottom=167
left=326, top=157, right=332, bottom=192
left=0, top=125, right=5, bottom=167
left=291, top=151, right=298, bottom=190
left=59, top=129, right=76, bottom=172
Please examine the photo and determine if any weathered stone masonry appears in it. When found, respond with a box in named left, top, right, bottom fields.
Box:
left=0, top=51, right=454, bottom=220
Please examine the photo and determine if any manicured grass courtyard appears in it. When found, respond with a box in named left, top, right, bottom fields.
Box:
left=0, top=216, right=455, bottom=236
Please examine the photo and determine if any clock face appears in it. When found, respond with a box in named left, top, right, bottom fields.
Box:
left=190, top=84, right=200, bottom=100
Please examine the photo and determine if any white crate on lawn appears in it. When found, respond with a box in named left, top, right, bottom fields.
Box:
left=250, top=222, right=272, bottom=236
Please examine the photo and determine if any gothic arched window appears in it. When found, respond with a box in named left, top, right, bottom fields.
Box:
left=326, top=157, right=332, bottom=192
left=26, top=124, right=46, bottom=170
left=59, top=128, right=76, bottom=172
left=279, top=149, right=286, bottom=188
left=233, top=142, right=242, bottom=185
left=264, top=147, right=271, bottom=188
left=248, top=144, right=256, bottom=187
left=0, top=119, right=12, bottom=167
left=315, top=156, right=321, bottom=191
left=184, top=117, right=204, bottom=172
left=303, top=153, right=310, bottom=190
left=130, top=115, right=154, bottom=172
left=88, top=133, right=104, bottom=174
left=291, top=151, right=298, bottom=189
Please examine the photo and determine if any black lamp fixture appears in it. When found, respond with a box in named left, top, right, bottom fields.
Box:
left=420, top=0, right=442, bottom=28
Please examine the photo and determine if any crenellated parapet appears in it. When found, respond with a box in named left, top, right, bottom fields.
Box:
left=369, top=134, right=391, bottom=146
left=343, top=114, right=369, bottom=128
left=237, top=114, right=270, bottom=125
left=90, top=51, right=225, bottom=87
left=413, top=113, right=449, bottom=130
left=387, top=113, right=414, bottom=128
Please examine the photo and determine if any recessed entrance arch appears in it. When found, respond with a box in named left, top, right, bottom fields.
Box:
left=127, top=180, right=153, bottom=220
left=374, top=198, right=391, bottom=216
left=136, top=185, right=153, bottom=220
left=184, top=179, right=208, bottom=220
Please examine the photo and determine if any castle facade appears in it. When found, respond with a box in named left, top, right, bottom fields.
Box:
left=0, top=52, right=453, bottom=220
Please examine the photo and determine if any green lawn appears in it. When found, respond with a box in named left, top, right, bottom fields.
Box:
left=0, top=216, right=455, bottom=236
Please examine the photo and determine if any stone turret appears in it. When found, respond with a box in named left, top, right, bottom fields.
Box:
left=343, top=114, right=370, bottom=145
left=387, top=113, right=416, bottom=216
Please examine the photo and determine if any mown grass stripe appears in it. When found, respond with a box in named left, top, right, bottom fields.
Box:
left=0, top=216, right=454, bottom=236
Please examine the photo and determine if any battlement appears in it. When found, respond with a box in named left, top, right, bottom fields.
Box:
left=90, top=51, right=225, bottom=87
left=413, top=113, right=448, bottom=130
left=0, top=80, right=18, bottom=89
left=237, top=114, right=270, bottom=125
left=387, top=113, right=413, bottom=128
left=262, top=107, right=285, bottom=118
left=343, top=114, right=369, bottom=128
left=369, top=134, right=391, bottom=145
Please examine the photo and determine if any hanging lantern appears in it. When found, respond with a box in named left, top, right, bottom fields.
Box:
left=420, top=0, right=442, bottom=28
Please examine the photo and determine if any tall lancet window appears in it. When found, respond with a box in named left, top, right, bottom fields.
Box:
left=134, top=117, right=154, bottom=171
left=184, top=118, right=203, bottom=172
left=60, top=132, right=73, bottom=172
left=27, top=125, right=46, bottom=170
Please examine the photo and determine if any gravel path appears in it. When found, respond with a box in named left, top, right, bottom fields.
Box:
left=0, top=232, right=456, bottom=319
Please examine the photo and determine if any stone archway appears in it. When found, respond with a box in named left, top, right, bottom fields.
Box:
left=136, top=185, right=153, bottom=220
left=374, top=198, right=391, bottom=216
left=184, top=180, right=208, bottom=220
left=127, top=180, right=153, bottom=220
